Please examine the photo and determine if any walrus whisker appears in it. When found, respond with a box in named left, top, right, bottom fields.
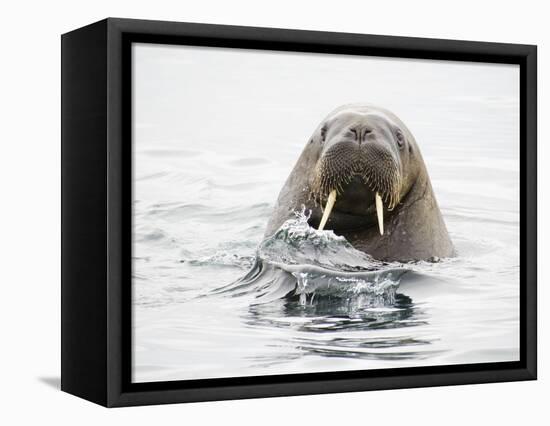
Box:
left=312, top=151, right=401, bottom=230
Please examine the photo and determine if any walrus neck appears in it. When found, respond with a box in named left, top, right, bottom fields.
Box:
left=398, top=168, right=430, bottom=211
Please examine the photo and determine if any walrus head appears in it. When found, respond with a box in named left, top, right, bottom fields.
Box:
left=307, top=107, right=421, bottom=235
left=264, top=104, right=454, bottom=261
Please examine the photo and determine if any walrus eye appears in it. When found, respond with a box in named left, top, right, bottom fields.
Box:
left=396, top=129, right=405, bottom=148
left=320, top=124, right=328, bottom=144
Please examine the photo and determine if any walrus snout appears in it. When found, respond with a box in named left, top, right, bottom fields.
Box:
left=311, top=139, right=402, bottom=235
left=311, top=141, right=402, bottom=206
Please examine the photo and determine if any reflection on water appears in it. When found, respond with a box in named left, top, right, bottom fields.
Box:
left=131, top=44, right=520, bottom=383
left=245, top=294, right=439, bottom=363
left=247, top=293, right=421, bottom=333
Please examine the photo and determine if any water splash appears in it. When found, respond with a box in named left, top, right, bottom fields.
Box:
left=258, top=208, right=382, bottom=271
left=214, top=209, right=409, bottom=307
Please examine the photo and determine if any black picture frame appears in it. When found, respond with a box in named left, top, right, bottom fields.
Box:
left=61, top=17, right=537, bottom=407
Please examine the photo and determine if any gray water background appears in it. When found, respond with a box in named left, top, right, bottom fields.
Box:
left=132, top=43, right=520, bottom=383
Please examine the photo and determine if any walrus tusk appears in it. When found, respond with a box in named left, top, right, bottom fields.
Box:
left=318, top=190, right=337, bottom=231
left=375, top=192, right=384, bottom=235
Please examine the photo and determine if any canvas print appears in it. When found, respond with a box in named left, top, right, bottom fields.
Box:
left=131, top=43, right=519, bottom=383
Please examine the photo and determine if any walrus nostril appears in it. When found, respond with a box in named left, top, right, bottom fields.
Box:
left=350, top=126, right=373, bottom=145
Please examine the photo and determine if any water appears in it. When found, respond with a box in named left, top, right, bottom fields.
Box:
left=132, top=44, right=519, bottom=382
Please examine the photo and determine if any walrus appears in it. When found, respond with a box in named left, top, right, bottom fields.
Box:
left=264, top=104, right=454, bottom=262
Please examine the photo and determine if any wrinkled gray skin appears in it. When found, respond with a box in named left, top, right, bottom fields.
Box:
left=264, top=104, right=454, bottom=262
